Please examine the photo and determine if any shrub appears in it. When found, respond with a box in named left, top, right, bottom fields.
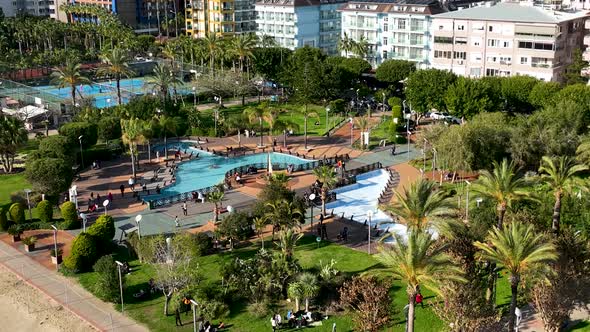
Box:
left=92, top=255, right=122, bottom=302
left=248, top=301, right=271, bottom=318
left=9, top=191, right=27, bottom=205
left=25, top=157, right=74, bottom=197
left=22, top=236, right=37, bottom=245
left=33, top=135, right=75, bottom=166
left=60, top=201, right=80, bottom=230
left=193, top=232, right=212, bottom=256
left=388, top=97, right=402, bottom=119
left=87, top=215, right=115, bottom=250
left=0, top=205, right=12, bottom=231
left=63, top=233, right=98, bottom=272
left=58, top=122, right=98, bottom=148
left=37, top=200, right=53, bottom=223
left=7, top=224, right=22, bottom=236
left=97, top=116, right=122, bottom=142
left=8, top=203, right=26, bottom=224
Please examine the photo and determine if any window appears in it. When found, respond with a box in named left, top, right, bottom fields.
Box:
left=434, top=36, right=453, bottom=44
left=383, top=23, right=388, bottom=32
left=518, top=41, right=533, bottom=49
left=453, top=51, right=466, bottom=59
left=470, top=68, right=482, bottom=77
left=503, top=41, right=509, bottom=47
left=398, top=19, right=406, bottom=30
left=457, top=25, right=465, bottom=31
left=534, top=42, right=553, bottom=50
left=455, top=37, right=467, bottom=45
left=487, top=39, right=500, bottom=47
left=488, top=25, right=493, bottom=32
left=438, top=25, right=443, bottom=30
left=520, top=57, right=528, bottom=64
left=486, top=68, right=499, bottom=76
left=382, top=50, right=388, bottom=59
left=434, top=50, right=452, bottom=59
left=383, top=37, right=388, bottom=46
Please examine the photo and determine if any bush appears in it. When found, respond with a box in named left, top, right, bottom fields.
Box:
left=0, top=204, right=12, bottom=231
left=388, top=97, right=402, bottom=119
left=58, top=122, right=98, bottom=148
left=87, top=215, right=115, bottom=250
left=37, top=200, right=53, bottom=223
left=248, top=301, right=271, bottom=318
left=193, top=232, right=212, bottom=256
left=8, top=203, right=26, bottom=224
left=97, top=116, right=122, bottom=141
left=61, top=201, right=80, bottom=230
left=25, top=157, right=74, bottom=197
left=92, top=255, right=122, bottom=302
left=63, top=233, right=98, bottom=272
left=33, top=135, right=75, bottom=166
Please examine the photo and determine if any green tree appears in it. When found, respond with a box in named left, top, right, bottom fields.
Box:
left=384, top=178, right=452, bottom=232
left=58, top=122, right=98, bottom=148
left=97, top=48, right=134, bottom=105
left=528, top=81, right=561, bottom=109
left=64, top=233, right=98, bottom=272
left=252, top=47, right=292, bottom=81
left=207, top=190, right=224, bottom=222
left=405, top=69, right=456, bottom=122
left=93, top=255, right=123, bottom=302
left=337, top=32, right=354, bottom=58
left=8, top=203, right=25, bottom=224
left=500, top=76, right=538, bottom=113
left=444, top=77, right=494, bottom=118
left=538, top=156, right=587, bottom=235
left=145, top=64, right=181, bottom=101
left=121, top=118, right=145, bottom=180
left=37, top=200, right=53, bottom=223
left=338, top=57, right=371, bottom=77
left=0, top=115, right=28, bottom=173
left=565, top=48, right=588, bottom=85
left=287, top=281, right=303, bottom=312
left=312, top=165, right=337, bottom=216
left=35, top=135, right=75, bottom=165
left=474, top=222, right=557, bottom=332
left=375, top=59, right=415, bottom=84
left=352, top=35, right=369, bottom=58
left=276, top=228, right=303, bottom=259
left=244, top=103, right=272, bottom=147
left=87, top=214, right=115, bottom=249
left=25, top=158, right=73, bottom=198
left=296, top=104, right=319, bottom=150
left=377, top=231, right=464, bottom=332
left=0, top=206, right=12, bottom=231
left=298, top=272, right=319, bottom=312
left=97, top=116, right=122, bottom=141
left=264, top=200, right=304, bottom=236
left=217, top=212, right=253, bottom=249
left=50, top=61, right=91, bottom=106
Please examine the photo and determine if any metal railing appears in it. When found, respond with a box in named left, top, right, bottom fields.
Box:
left=346, top=162, right=383, bottom=176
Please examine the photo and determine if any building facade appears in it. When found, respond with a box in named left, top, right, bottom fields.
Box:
left=431, top=2, right=588, bottom=82
left=185, top=0, right=255, bottom=37
left=339, top=0, right=444, bottom=67
left=255, top=0, right=345, bottom=55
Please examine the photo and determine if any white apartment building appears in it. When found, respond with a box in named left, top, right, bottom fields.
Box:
left=431, top=2, right=588, bottom=82
left=255, top=0, right=345, bottom=55
left=339, top=0, right=444, bottom=67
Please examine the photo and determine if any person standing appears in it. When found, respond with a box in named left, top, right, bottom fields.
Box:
left=175, top=216, right=180, bottom=227
left=120, top=184, right=125, bottom=197
left=175, top=308, right=182, bottom=326
left=270, top=316, right=277, bottom=332
left=416, top=292, right=424, bottom=308
left=107, top=192, right=113, bottom=202
left=182, top=201, right=188, bottom=216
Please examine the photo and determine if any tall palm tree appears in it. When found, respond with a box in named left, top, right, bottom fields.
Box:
left=539, top=156, right=587, bottom=235
left=353, top=35, right=369, bottom=59
left=244, top=102, right=272, bottom=147
left=158, top=116, right=177, bottom=160
left=204, top=34, right=220, bottom=71
left=50, top=61, right=91, bottom=106
left=337, top=32, right=354, bottom=57
left=272, top=118, right=300, bottom=148
left=276, top=228, right=303, bottom=259
left=298, top=272, right=319, bottom=312
left=296, top=105, right=319, bottom=150
left=471, top=159, right=530, bottom=229
left=312, top=165, right=338, bottom=217
left=377, top=231, right=464, bottom=332
left=0, top=115, right=28, bottom=173
left=287, top=281, right=304, bottom=312
left=97, top=48, right=135, bottom=105
left=264, top=199, right=303, bottom=237
left=384, top=178, right=452, bottom=232
left=207, top=190, right=225, bottom=222
left=474, top=222, right=557, bottom=332
left=121, top=118, right=145, bottom=180
left=253, top=216, right=267, bottom=249
left=145, top=64, right=182, bottom=101
left=231, top=33, right=256, bottom=77
left=259, top=34, right=277, bottom=48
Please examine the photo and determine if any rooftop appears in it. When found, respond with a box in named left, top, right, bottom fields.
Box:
left=434, top=2, right=589, bottom=23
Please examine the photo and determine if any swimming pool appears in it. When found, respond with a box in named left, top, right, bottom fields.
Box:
left=146, top=141, right=313, bottom=203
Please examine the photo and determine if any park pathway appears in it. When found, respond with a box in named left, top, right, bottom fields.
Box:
left=0, top=240, right=148, bottom=332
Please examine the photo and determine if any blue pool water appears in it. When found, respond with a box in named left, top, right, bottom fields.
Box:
left=147, top=141, right=312, bottom=200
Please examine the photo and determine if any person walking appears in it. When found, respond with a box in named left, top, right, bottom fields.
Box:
left=120, top=184, right=125, bottom=197
left=270, top=316, right=277, bottom=332
left=107, top=192, right=113, bottom=202
left=175, top=308, right=182, bottom=326
left=182, top=201, right=188, bottom=216
left=175, top=216, right=180, bottom=227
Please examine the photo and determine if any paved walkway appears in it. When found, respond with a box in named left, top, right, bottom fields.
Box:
left=0, top=240, right=148, bottom=332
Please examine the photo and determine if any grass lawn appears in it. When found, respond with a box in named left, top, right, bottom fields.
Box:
left=70, top=234, right=515, bottom=332
left=571, top=321, right=590, bottom=331
left=0, top=173, right=31, bottom=205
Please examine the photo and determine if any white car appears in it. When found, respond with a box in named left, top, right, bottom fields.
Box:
left=430, top=111, right=449, bottom=120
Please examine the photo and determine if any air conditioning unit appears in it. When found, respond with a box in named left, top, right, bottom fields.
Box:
left=457, top=60, right=464, bottom=65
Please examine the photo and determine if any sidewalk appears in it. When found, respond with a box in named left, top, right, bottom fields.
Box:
left=0, top=241, right=148, bottom=332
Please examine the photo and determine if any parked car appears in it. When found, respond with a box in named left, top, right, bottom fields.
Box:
left=444, top=115, right=461, bottom=124
left=430, top=111, right=449, bottom=120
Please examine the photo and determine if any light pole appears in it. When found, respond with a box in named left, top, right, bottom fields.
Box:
left=51, top=225, right=58, bottom=269
left=114, top=260, right=125, bottom=312
left=24, top=189, right=32, bottom=221
left=432, top=148, right=437, bottom=179
left=349, top=118, right=354, bottom=146
left=465, top=180, right=471, bottom=221
left=69, top=185, right=78, bottom=210
left=80, top=213, right=87, bottom=232
left=103, top=199, right=110, bottom=215
left=192, top=86, right=197, bottom=108
left=367, top=210, right=373, bottom=255
left=135, top=214, right=142, bottom=239
left=308, top=194, right=316, bottom=227
left=476, top=198, right=483, bottom=207
left=78, top=135, right=84, bottom=169
left=325, top=106, right=330, bottom=132
left=166, top=237, right=172, bottom=264
left=190, top=299, right=199, bottom=332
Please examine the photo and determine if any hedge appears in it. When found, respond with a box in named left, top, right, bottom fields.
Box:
left=0, top=204, right=12, bottom=231
left=60, top=201, right=80, bottom=230
left=37, top=200, right=53, bottom=223
left=87, top=215, right=115, bottom=251
left=58, top=122, right=98, bottom=148
left=64, top=233, right=98, bottom=272
left=9, top=203, right=26, bottom=224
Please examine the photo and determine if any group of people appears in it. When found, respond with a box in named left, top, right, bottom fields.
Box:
left=244, top=129, right=257, bottom=137
left=86, top=191, right=114, bottom=212
left=191, top=191, right=206, bottom=203
left=271, top=311, right=316, bottom=330
left=91, top=160, right=101, bottom=169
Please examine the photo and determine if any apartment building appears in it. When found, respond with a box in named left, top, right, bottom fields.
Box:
left=430, top=2, right=588, bottom=82
left=185, top=0, right=255, bottom=37
left=254, top=0, right=345, bottom=55
left=5, top=0, right=53, bottom=16
left=339, top=0, right=444, bottom=67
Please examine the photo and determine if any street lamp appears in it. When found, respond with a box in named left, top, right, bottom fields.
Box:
left=103, top=199, right=110, bottom=215
left=24, top=189, right=32, bottom=222
left=476, top=197, right=483, bottom=208
left=367, top=210, right=373, bottom=255
left=114, top=260, right=125, bottom=312
left=78, top=135, right=84, bottom=169
left=80, top=213, right=88, bottom=232
left=166, top=237, right=173, bottom=264
left=349, top=118, right=354, bottom=146
left=465, top=180, right=471, bottom=221
left=51, top=225, right=58, bottom=269
left=226, top=205, right=234, bottom=214
left=135, top=214, right=142, bottom=239
left=325, top=106, right=330, bottom=132
left=69, top=185, right=78, bottom=210
left=190, top=299, right=199, bottom=332
left=192, top=86, right=197, bottom=108
left=308, top=193, right=316, bottom=227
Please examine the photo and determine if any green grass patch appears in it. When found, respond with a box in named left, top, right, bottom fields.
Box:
left=17, top=139, right=39, bottom=154
left=0, top=173, right=31, bottom=205
left=570, top=321, right=590, bottom=331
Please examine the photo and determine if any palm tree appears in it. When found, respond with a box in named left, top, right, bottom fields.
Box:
left=204, top=34, right=220, bottom=71
left=121, top=118, right=145, bottom=180
left=259, top=34, right=277, bottom=48
left=474, top=222, right=557, bottom=332
left=231, top=33, right=256, bottom=77
left=0, top=115, right=28, bottom=173
left=207, top=190, right=225, bottom=222
left=471, top=159, right=530, bottom=229
left=253, top=216, right=267, bottom=249
left=287, top=282, right=304, bottom=312
left=384, top=178, right=452, bottom=232
left=377, top=231, right=464, bottom=332
left=145, top=64, right=182, bottom=101
left=312, top=166, right=338, bottom=217
left=244, top=102, right=272, bottom=147
left=158, top=116, right=178, bottom=160
left=272, top=118, right=300, bottom=148
left=264, top=199, right=303, bottom=237
left=337, top=32, right=354, bottom=57
left=298, top=272, right=319, bottom=312
left=296, top=105, right=319, bottom=150
left=576, top=135, right=590, bottom=165
left=50, top=61, right=91, bottom=106
left=538, top=156, right=587, bottom=235
left=353, top=35, right=369, bottom=59
left=355, top=116, right=369, bottom=149
left=276, top=228, right=303, bottom=259
left=97, top=48, right=135, bottom=105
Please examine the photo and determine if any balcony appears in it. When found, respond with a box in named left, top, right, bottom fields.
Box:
left=531, top=62, right=553, bottom=69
